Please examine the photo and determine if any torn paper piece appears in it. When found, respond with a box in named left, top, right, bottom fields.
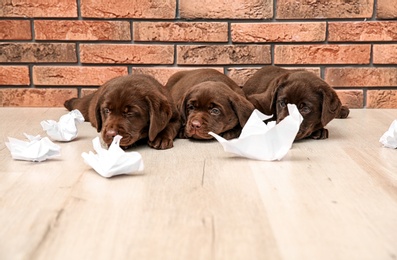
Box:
left=41, top=109, right=85, bottom=142
left=209, top=104, right=303, bottom=161
left=82, top=135, right=144, bottom=178
left=379, top=120, right=397, bottom=149
left=6, top=133, right=61, bottom=162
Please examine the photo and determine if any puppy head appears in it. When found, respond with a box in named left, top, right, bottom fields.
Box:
left=95, top=84, right=172, bottom=149
left=178, top=82, right=254, bottom=139
left=272, top=71, right=342, bottom=140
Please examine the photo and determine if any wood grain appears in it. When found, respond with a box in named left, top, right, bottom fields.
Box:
left=0, top=108, right=396, bottom=260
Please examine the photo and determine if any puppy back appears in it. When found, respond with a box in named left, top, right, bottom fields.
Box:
left=166, top=69, right=242, bottom=97
left=243, top=66, right=291, bottom=95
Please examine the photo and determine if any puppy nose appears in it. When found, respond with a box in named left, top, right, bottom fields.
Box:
left=106, top=129, right=118, bottom=138
left=191, top=120, right=201, bottom=129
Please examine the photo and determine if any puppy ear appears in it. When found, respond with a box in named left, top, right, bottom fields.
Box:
left=94, top=96, right=103, bottom=133
left=269, top=74, right=289, bottom=114
left=176, top=92, right=190, bottom=125
left=229, top=93, right=255, bottom=127
left=320, top=87, right=342, bottom=127
left=146, top=94, right=172, bottom=141
left=246, top=93, right=271, bottom=115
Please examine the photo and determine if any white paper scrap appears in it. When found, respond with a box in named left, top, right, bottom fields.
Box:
left=41, top=109, right=85, bottom=141
left=379, top=119, right=397, bottom=149
left=82, top=135, right=144, bottom=178
left=209, top=104, right=303, bottom=161
left=5, top=133, right=61, bottom=162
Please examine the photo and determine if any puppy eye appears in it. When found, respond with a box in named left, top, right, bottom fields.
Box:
left=103, top=108, right=111, bottom=114
left=210, top=108, right=221, bottom=115
left=300, top=106, right=311, bottom=114
left=125, top=112, right=135, bottom=117
left=278, top=100, right=286, bottom=108
left=187, top=104, right=195, bottom=111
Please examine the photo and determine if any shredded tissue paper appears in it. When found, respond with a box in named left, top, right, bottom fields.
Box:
left=6, top=133, right=61, bottom=162
left=41, top=109, right=85, bottom=142
left=209, top=104, right=303, bottom=161
left=379, top=120, right=397, bottom=149
left=82, top=135, right=144, bottom=178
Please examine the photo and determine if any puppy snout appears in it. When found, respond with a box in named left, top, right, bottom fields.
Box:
left=191, top=119, right=201, bottom=129
left=106, top=129, right=118, bottom=138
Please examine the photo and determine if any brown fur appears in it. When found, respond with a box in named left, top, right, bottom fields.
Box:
left=243, top=66, right=350, bottom=140
left=166, top=69, right=255, bottom=140
left=64, top=74, right=180, bottom=149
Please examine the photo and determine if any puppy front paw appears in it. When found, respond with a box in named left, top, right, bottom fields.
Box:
left=148, top=136, right=174, bottom=150
left=310, top=128, right=329, bottom=139
left=221, top=128, right=242, bottom=140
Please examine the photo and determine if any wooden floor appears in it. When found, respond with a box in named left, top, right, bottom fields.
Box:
left=1, top=108, right=397, bottom=260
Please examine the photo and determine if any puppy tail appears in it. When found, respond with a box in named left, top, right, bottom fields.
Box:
left=64, top=97, right=78, bottom=111
left=63, top=93, right=95, bottom=121
left=336, top=105, right=350, bottom=119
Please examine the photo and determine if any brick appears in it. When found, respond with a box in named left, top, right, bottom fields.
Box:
left=0, top=88, right=77, bottom=107
left=227, top=68, right=259, bottom=87
left=325, top=68, right=397, bottom=87
left=0, top=66, right=30, bottom=85
left=34, top=20, right=131, bottom=41
left=132, top=67, right=223, bottom=86
left=276, top=0, right=373, bottom=19
left=81, top=0, right=175, bottom=19
left=336, top=90, right=364, bottom=109
left=0, top=20, right=31, bottom=40
left=33, top=66, right=128, bottom=86
left=177, top=45, right=270, bottom=65
left=228, top=67, right=321, bottom=86
left=377, top=0, right=397, bottom=18
left=0, top=0, right=77, bottom=18
left=274, top=45, right=370, bottom=65
left=0, top=43, right=77, bottom=63
left=367, top=90, right=397, bottom=108
left=232, top=22, right=326, bottom=43
left=373, top=44, right=397, bottom=64
left=80, top=44, right=174, bottom=64
left=180, top=0, right=273, bottom=19
left=81, top=88, right=98, bottom=97
left=328, top=22, right=397, bottom=42
left=133, top=22, right=228, bottom=42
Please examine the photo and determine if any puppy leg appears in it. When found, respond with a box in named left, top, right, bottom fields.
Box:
left=309, top=128, right=329, bottom=139
left=148, top=117, right=181, bottom=149
left=177, top=126, right=188, bottom=139
left=221, top=126, right=242, bottom=140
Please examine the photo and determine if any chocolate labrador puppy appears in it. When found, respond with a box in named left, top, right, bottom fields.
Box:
left=166, top=69, right=255, bottom=140
left=64, top=74, right=180, bottom=149
left=243, top=66, right=349, bottom=140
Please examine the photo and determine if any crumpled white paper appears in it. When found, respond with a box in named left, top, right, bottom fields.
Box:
left=41, top=109, right=84, bottom=141
left=82, top=135, right=144, bottom=178
left=379, top=120, right=397, bottom=149
left=5, top=133, right=61, bottom=162
left=209, top=104, right=303, bottom=161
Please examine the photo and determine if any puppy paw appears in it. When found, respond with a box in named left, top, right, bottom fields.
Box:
left=221, top=128, right=242, bottom=140
left=310, top=128, right=329, bottom=139
left=148, top=137, right=174, bottom=150
left=178, top=129, right=188, bottom=139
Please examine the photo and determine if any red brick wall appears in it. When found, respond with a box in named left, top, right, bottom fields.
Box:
left=0, top=0, right=396, bottom=108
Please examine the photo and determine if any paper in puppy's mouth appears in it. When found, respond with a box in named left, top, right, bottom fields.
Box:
left=209, top=104, right=303, bottom=161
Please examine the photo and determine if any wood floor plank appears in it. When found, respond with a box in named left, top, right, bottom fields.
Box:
left=0, top=108, right=396, bottom=260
